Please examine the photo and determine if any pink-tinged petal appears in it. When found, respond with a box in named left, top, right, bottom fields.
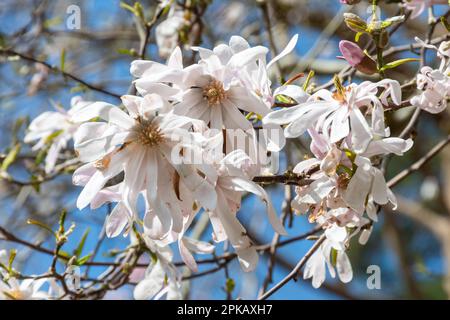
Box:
left=336, top=251, right=353, bottom=283
left=72, top=163, right=96, bottom=186
left=76, top=149, right=128, bottom=209
left=133, top=262, right=165, bottom=300
left=343, top=165, right=372, bottom=213
left=183, top=237, right=215, bottom=254
left=179, top=238, right=198, bottom=272
left=208, top=210, right=227, bottom=242
left=44, top=138, right=66, bottom=174
left=105, top=203, right=130, bottom=238
left=293, top=158, right=321, bottom=174
left=339, top=40, right=364, bottom=67
left=371, top=168, right=388, bottom=205
left=363, top=138, right=413, bottom=158
left=90, top=184, right=122, bottom=209
left=303, top=249, right=326, bottom=289
left=167, top=46, right=183, bottom=69
left=236, top=246, right=258, bottom=272
left=298, top=176, right=335, bottom=204
left=358, top=226, right=373, bottom=245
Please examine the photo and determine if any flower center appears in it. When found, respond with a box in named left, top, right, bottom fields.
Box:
left=203, top=79, right=227, bottom=106
left=133, top=118, right=164, bottom=147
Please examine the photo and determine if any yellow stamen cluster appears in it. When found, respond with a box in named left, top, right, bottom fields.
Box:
left=134, top=118, right=164, bottom=147
left=203, top=79, right=227, bottom=106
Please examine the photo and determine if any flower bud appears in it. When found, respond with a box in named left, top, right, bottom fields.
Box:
left=338, top=40, right=377, bottom=75
left=343, top=13, right=367, bottom=33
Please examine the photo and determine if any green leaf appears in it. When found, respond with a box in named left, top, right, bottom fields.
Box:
left=380, top=58, right=420, bottom=72
left=70, top=84, right=88, bottom=94
left=27, top=218, right=56, bottom=236
left=116, top=48, right=138, bottom=57
left=355, top=32, right=363, bottom=42
left=441, top=16, right=450, bottom=32
left=120, top=2, right=137, bottom=15
left=60, top=48, right=66, bottom=72
left=58, top=250, right=71, bottom=259
left=75, top=253, right=93, bottom=266
left=44, top=130, right=63, bottom=144
left=35, top=148, right=47, bottom=166
left=74, top=228, right=90, bottom=258
left=1, top=143, right=21, bottom=172
left=30, top=175, right=41, bottom=193
left=8, top=249, right=17, bottom=271
left=303, top=70, right=315, bottom=92
left=274, top=94, right=297, bottom=105
left=225, top=278, right=235, bottom=293
left=43, top=17, right=62, bottom=29
left=59, top=209, right=67, bottom=232
left=330, top=248, right=338, bottom=267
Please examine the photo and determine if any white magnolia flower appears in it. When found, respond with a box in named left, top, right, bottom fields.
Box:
left=303, top=237, right=352, bottom=289
left=263, top=79, right=401, bottom=153
left=24, top=96, right=90, bottom=174
left=410, top=40, right=450, bottom=114
left=134, top=236, right=182, bottom=300
left=402, top=0, right=448, bottom=19
left=173, top=46, right=271, bottom=131
left=131, top=47, right=185, bottom=101
left=208, top=149, right=286, bottom=271
left=343, top=136, right=413, bottom=213
left=155, top=4, right=185, bottom=59
left=0, top=278, right=48, bottom=300
left=72, top=93, right=217, bottom=239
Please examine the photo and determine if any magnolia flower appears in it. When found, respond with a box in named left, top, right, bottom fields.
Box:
left=290, top=129, right=345, bottom=218
left=173, top=45, right=271, bottom=131
left=410, top=39, right=450, bottom=113
left=402, top=0, right=448, bottom=19
left=24, top=96, right=90, bottom=174
left=303, top=237, right=352, bottom=288
left=263, top=78, right=401, bottom=153
left=155, top=4, right=185, bottom=59
left=410, top=66, right=450, bottom=113
left=134, top=236, right=182, bottom=300
left=343, top=136, right=413, bottom=213
left=72, top=93, right=216, bottom=240
left=208, top=149, right=286, bottom=271
left=130, top=47, right=185, bottom=101
left=0, top=278, right=48, bottom=300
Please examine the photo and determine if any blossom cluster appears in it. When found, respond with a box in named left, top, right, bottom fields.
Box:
left=15, top=0, right=449, bottom=300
